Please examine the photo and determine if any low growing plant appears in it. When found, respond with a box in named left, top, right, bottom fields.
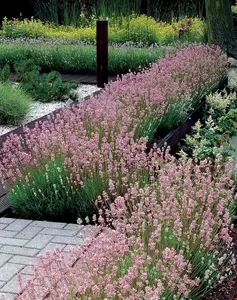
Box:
left=179, top=89, right=237, bottom=161
left=0, top=81, right=32, bottom=125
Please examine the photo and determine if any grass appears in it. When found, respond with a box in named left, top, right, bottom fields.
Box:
left=0, top=81, right=32, bottom=125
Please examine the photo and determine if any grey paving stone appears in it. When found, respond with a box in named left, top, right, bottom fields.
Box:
left=52, top=236, right=84, bottom=245
left=40, top=228, right=78, bottom=236
left=0, top=263, right=24, bottom=281
left=5, top=220, right=32, bottom=232
left=37, top=243, right=67, bottom=257
left=25, top=234, right=53, bottom=249
left=20, top=265, right=34, bottom=276
left=0, top=218, right=15, bottom=225
left=0, top=254, right=12, bottom=268
left=0, top=292, right=16, bottom=300
left=0, top=224, right=7, bottom=230
left=31, top=220, right=66, bottom=229
left=0, top=238, right=27, bottom=247
left=9, top=256, right=37, bottom=266
left=15, top=226, right=43, bottom=240
left=0, top=246, right=39, bottom=257
left=0, top=282, right=6, bottom=289
left=63, top=224, right=83, bottom=231
left=62, top=251, right=75, bottom=264
left=63, top=244, right=76, bottom=252
left=77, top=226, right=97, bottom=239
left=0, top=274, right=33, bottom=294
left=0, top=232, right=17, bottom=239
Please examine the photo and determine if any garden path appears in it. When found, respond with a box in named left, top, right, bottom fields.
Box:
left=0, top=217, right=94, bottom=300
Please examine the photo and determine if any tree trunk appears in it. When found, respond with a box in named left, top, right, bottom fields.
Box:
left=205, top=0, right=237, bottom=57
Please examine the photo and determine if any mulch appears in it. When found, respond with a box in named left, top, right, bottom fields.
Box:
left=202, top=226, right=237, bottom=300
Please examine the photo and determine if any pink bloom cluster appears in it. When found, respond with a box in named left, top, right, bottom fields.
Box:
left=16, top=157, right=235, bottom=299
left=0, top=45, right=226, bottom=219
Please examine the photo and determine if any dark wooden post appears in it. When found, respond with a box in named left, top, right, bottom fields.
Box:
left=96, top=20, right=108, bottom=88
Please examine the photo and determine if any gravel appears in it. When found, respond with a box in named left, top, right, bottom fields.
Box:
left=0, top=84, right=101, bottom=136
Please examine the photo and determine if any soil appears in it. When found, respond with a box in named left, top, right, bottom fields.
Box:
left=202, top=226, right=237, bottom=300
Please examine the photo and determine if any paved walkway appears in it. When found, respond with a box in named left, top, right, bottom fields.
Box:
left=0, top=217, right=93, bottom=300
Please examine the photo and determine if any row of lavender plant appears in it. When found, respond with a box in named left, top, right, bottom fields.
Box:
left=17, top=154, right=236, bottom=299
left=0, top=44, right=227, bottom=223
left=0, top=44, right=235, bottom=299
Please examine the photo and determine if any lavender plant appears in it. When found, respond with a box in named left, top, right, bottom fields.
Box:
left=0, top=45, right=227, bottom=220
left=16, top=156, right=236, bottom=299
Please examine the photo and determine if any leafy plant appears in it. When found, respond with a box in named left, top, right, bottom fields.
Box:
left=218, top=108, right=237, bottom=136
left=0, top=81, right=32, bottom=125
left=180, top=118, right=232, bottom=161
left=179, top=90, right=237, bottom=161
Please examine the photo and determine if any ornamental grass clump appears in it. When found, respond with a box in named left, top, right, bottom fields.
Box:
left=0, top=81, right=32, bottom=125
left=16, top=156, right=236, bottom=299
left=0, top=45, right=227, bottom=220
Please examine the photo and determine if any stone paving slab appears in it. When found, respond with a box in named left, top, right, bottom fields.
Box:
left=0, top=217, right=91, bottom=300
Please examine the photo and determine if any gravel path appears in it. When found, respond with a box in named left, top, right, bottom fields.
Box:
left=0, top=84, right=101, bottom=136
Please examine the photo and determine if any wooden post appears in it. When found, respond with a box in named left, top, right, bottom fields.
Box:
left=96, top=20, right=108, bottom=88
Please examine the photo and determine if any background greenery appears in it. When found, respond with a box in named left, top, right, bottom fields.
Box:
left=0, top=43, right=169, bottom=74
left=0, top=16, right=206, bottom=46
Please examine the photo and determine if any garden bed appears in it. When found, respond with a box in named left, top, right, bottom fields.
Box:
left=0, top=37, right=235, bottom=300
left=0, top=81, right=228, bottom=221
left=0, top=44, right=227, bottom=223
left=0, top=97, right=209, bottom=221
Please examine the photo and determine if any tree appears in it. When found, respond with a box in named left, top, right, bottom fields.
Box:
left=205, top=0, right=237, bottom=57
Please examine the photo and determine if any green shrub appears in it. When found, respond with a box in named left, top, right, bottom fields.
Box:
left=14, top=57, right=78, bottom=102
left=0, top=82, right=32, bottom=125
